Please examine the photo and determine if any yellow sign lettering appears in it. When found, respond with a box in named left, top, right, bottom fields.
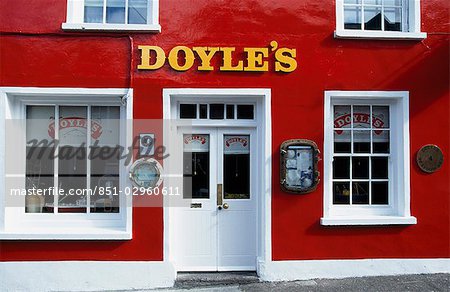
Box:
left=168, top=46, right=195, bottom=71
left=193, top=47, right=219, bottom=71
left=219, top=47, right=244, bottom=71
left=275, top=48, right=297, bottom=73
left=137, top=46, right=166, bottom=70
left=244, top=48, right=269, bottom=72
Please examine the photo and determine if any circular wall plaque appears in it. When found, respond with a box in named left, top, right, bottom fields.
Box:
left=416, top=145, right=444, bottom=173
left=129, top=158, right=163, bottom=188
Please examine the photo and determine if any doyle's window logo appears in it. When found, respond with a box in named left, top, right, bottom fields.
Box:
left=225, top=137, right=248, bottom=147
left=137, top=41, right=297, bottom=73
left=184, top=135, right=207, bottom=145
left=334, top=113, right=385, bottom=135
left=48, top=118, right=103, bottom=139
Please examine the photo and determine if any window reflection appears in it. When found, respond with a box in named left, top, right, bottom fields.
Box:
left=224, top=135, right=250, bottom=199
left=183, top=135, right=210, bottom=199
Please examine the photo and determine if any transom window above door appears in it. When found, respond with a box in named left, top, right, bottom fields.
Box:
left=335, top=0, right=427, bottom=39
left=62, top=0, right=161, bottom=32
left=179, top=103, right=255, bottom=120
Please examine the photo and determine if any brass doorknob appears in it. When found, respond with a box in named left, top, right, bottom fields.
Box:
left=222, top=203, right=229, bottom=209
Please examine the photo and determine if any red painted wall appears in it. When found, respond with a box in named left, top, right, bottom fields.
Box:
left=0, top=0, right=449, bottom=261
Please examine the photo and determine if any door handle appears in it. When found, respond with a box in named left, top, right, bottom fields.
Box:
left=218, top=203, right=229, bottom=210
left=217, top=184, right=223, bottom=207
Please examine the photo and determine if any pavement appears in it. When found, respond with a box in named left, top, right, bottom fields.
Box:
left=151, top=273, right=449, bottom=292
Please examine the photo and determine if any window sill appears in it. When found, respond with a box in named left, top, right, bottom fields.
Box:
left=62, top=23, right=161, bottom=33
left=0, top=227, right=132, bottom=240
left=320, top=216, right=417, bottom=226
left=334, top=30, right=427, bottom=40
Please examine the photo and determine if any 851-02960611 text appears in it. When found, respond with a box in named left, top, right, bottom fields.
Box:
left=10, top=186, right=181, bottom=197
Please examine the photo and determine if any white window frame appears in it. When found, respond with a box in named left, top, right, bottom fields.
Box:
left=335, top=0, right=426, bottom=40
left=62, top=0, right=161, bottom=32
left=322, top=91, right=416, bottom=225
left=0, top=87, right=133, bottom=240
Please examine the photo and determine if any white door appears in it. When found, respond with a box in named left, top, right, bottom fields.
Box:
left=174, top=127, right=257, bottom=271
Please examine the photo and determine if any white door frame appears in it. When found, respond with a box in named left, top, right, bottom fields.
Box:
left=162, top=88, right=272, bottom=274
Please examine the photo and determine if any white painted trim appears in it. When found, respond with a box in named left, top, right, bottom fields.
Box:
left=0, top=87, right=133, bottom=240
left=62, top=23, right=161, bottom=32
left=162, top=88, right=272, bottom=272
left=0, top=261, right=176, bottom=291
left=323, top=91, right=414, bottom=225
left=258, top=258, right=450, bottom=282
left=335, top=0, right=426, bottom=40
left=321, top=216, right=417, bottom=226
left=0, top=87, right=130, bottom=98
left=335, top=30, right=427, bottom=40
left=0, top=228, right=131, bottom=240
left=0, top=90, right=5, bottom=232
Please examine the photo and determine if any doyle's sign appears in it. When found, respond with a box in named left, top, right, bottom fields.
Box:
left=138, top=41, right=297, bottom=73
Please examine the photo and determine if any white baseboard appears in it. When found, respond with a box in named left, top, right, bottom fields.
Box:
left=258, top=258, right=450, bottom=282
left=1, top=258, right=448, bottom=291
left=0, top=261, right=176, bottom=291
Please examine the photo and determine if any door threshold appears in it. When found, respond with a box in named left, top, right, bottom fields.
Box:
left=175, top=272, right=259, bottom=289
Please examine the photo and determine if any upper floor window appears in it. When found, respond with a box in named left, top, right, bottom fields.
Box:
left=335, top=0, right=426, bottom=39
left=62, top=0, right=160, bottom=32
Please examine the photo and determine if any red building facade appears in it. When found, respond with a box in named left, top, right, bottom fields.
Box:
left=0, top=0, right=449, bottom=290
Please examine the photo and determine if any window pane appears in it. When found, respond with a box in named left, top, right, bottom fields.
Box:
left=353, top=106, right=370, bottom=128
left=224, top=135, right=250, bottom=199
left=183, top=135, right=210, bottom=199
left=128, top=0, right=148, bottom=24
left=372, top=182, right=389, bottom=204
left=334, top=130, right=351, bottom=153
left=180, top=104, right=197, bottom=119
left=210, top=104, right=224, bottom=119
left=372, top=157, right=388, bottom=179
left=384, top=7, right=402, bottom=31
left=372, top=106, right=389, bottom=128
left=106, top=0, right=126, bottom=24
left=353, top=130, right=371, bottom=153
left=365, top=7, right=382, bottom=30
left=58, top=106, right=88, bottom=213
left=333, top=157, right=350, bottom=179
left=384, top=0, right=402, bottom=7
left=237, top=105, right=254, bottom=119
left=226, top=104, right=235, bottom=119
left=333, top=182, right=350, bottom=204
left=199, top=104, right=207, bottom=119
left=352, top=182, right=369, bottom=204
left=84, top=0, right=103, bottom=23
left=334, top=105, right=351, bottom=128
left=352, top=157, right=369, bottom=179
left=26, top=106, right=55, bottom=213
left=344, top=0, right=361, bottom=3
left=365, top=0, right=383, bottom=4
left=373, top=130, right=390, bottom=153
left=344, top=6, right=362, bottom=30
left=90, top=106, right=120, bottom=213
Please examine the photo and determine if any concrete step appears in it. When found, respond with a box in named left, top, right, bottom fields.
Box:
left=174, top=272, right=259, bottom=289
